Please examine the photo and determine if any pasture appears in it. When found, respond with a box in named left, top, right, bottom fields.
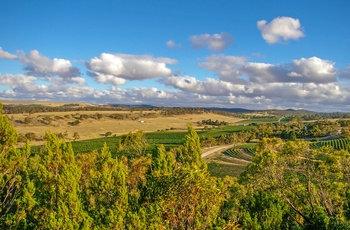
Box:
left=8, top=109, right=244, bottom=146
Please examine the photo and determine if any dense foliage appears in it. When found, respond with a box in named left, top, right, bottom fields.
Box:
left=2, top=104, right=350, bottom=229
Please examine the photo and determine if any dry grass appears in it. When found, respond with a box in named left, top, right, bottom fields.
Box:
left=6, top=109, right=243, bottom=146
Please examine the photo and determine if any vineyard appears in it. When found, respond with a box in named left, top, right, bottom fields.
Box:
left=224, top=143, right=257, bottom=162
left=310, top=138, right=350, bottom=150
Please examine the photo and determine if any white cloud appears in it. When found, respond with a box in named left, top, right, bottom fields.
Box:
left=189, top=33, right=233, bottom=51
left=1, top=46, right=349, bottom=112
left=0, top=74, right=37, bottom=87
left=0, top=47, right=17, bottom=59
left=17, top=50, right=82, bottom=84
left=166, top=40, right=182, bottom=48
left=198, top=55, right=248, bottom=83
left=70, top=77, right=86, bottom=85
left=166, top=40, right=176, bottom=48
left=87, top=72, right=126, bottom=85
left=87, top=53, right=176, bottom=83
left=257, top=16, right=304, bottom=44
left=0, top=73, right=349, bottom=112
left=161, top=73, right=350, bottom=111
left=290, top=57, right=336, bottom=83
left=199, top=55, right=337, bottom=84
left=162, top=75, right=246, bottom=96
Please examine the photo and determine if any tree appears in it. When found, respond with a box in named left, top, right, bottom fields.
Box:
left=241, top=138, right=350, bottom=228
left=73, top=132, right=80, bottom=140
left=289, top=130, right=297, bottom=141
left=78, top=144, right=128, bottom=229
left=0, top=104, right=35, bottom=228
left=151, top=144, right=176, bottom=177
left=341, top=127, right=350, bottom=138
left=24, top=116, right=33, bottom=124
left=143, top=168, right=226, bottom=229
left=200, top=136, right=217, bottom=147
left=25, top=132, right=36, bottom=141
left=27, top=132, right=90, bottom=229
left=179, top=124, right=204, bottom=168
left=117, top=130, right=147, bottom=158
left=105, top=131, right=113, bottom=137
left=0, top=104, right=18, bottom=155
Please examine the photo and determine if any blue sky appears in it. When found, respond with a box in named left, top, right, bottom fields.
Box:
left=1, top=0, right=350, bottom=111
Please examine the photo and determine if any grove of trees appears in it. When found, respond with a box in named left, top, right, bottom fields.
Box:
left=2, top=104, right=350, bottom=229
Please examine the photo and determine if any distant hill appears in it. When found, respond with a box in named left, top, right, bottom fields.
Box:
left=205, top=107, right=254, bottom=113
left=0, top=100, right=324, bottom=115
left=256, top=109, right=317, bottom=116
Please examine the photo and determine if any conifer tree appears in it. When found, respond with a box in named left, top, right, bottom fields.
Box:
left=78, top=144, right=128, bottom=229
left=151, top=168, right=225, bottom=229
left=180, top=124, right=204, bottom=168
left=0, top=105, right=35, bottom=228
left=0, top=104, right=17, bottom=155
left=118, top=130, right=147, bottom=158
left=151, top=144, right=175, bottom=177
left=28, top=132, right=90, bottom=229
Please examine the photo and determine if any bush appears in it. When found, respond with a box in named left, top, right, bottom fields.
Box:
left=25, top=132, right=36, bottom=141
left=69, top=120, right=80, bottom=126
left=73, top=132, right=80, bottom=140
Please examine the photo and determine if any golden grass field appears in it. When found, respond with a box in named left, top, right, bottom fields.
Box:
left=2, top=101, right=243, bottom=146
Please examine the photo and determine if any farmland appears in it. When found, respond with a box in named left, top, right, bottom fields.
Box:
left=6, top=107, right=245, bottom=147
left=4, top=102, right=350, bottom=229
left=310, top=137, right=350, bottom=150
left=5, top=101, right=350, bottom=177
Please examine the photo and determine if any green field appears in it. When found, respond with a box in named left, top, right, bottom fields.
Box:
left=224, top=143, right=257, bottom=161
left=30, top=125, right=256, bottom=155
left=310, top=138, right=350, bottom=150
left=240, top=117, right=280, bottom=124
left=207, top=162, right=246, bottom=178
left=197, top=125, right=255, bottom=138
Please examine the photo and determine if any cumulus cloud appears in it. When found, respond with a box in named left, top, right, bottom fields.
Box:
left=16, top=50, right=83, bottom=84
left=189, top=33, right=233, bottom=51
left=198, top=55, right=248, bottom=83
left=0, top=78, right=97, bottom=102
left=0, top=47, right=17, bottom=59
left=86, top=53, right=176, bottom=83
left=161, top=73, right=350, bottom=111
left=257, top=16, right=304, bottom=44
left=162, top=75, right=246, bottom=96
left=1, top=73, right=349, bottom=112
left=87, top=72, right=126, bottom=85
left=290, top=57, right=336, bottom=83
left=199, top=55, right=337, bottom=84
left=1, top=46, right=349, bottom=112
left=0, top=74, right=37, bottom=87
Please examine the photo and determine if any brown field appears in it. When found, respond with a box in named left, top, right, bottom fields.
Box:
left=3, top=101, right=243, bottom=146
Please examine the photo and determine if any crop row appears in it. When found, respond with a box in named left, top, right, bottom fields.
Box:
left=310, top=138, right=350, bottom=150
left=225, top=148, right=254, bottom=162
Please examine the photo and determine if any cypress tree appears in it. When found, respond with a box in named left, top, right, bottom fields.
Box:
left=0, top=104, right=35, bottom=228
left=28, top=132, right=90, bottom=229
left=181, top=124, right=205, bottom=168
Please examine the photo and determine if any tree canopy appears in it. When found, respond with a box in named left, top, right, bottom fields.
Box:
left=2, top=103, right=350, bottom=229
